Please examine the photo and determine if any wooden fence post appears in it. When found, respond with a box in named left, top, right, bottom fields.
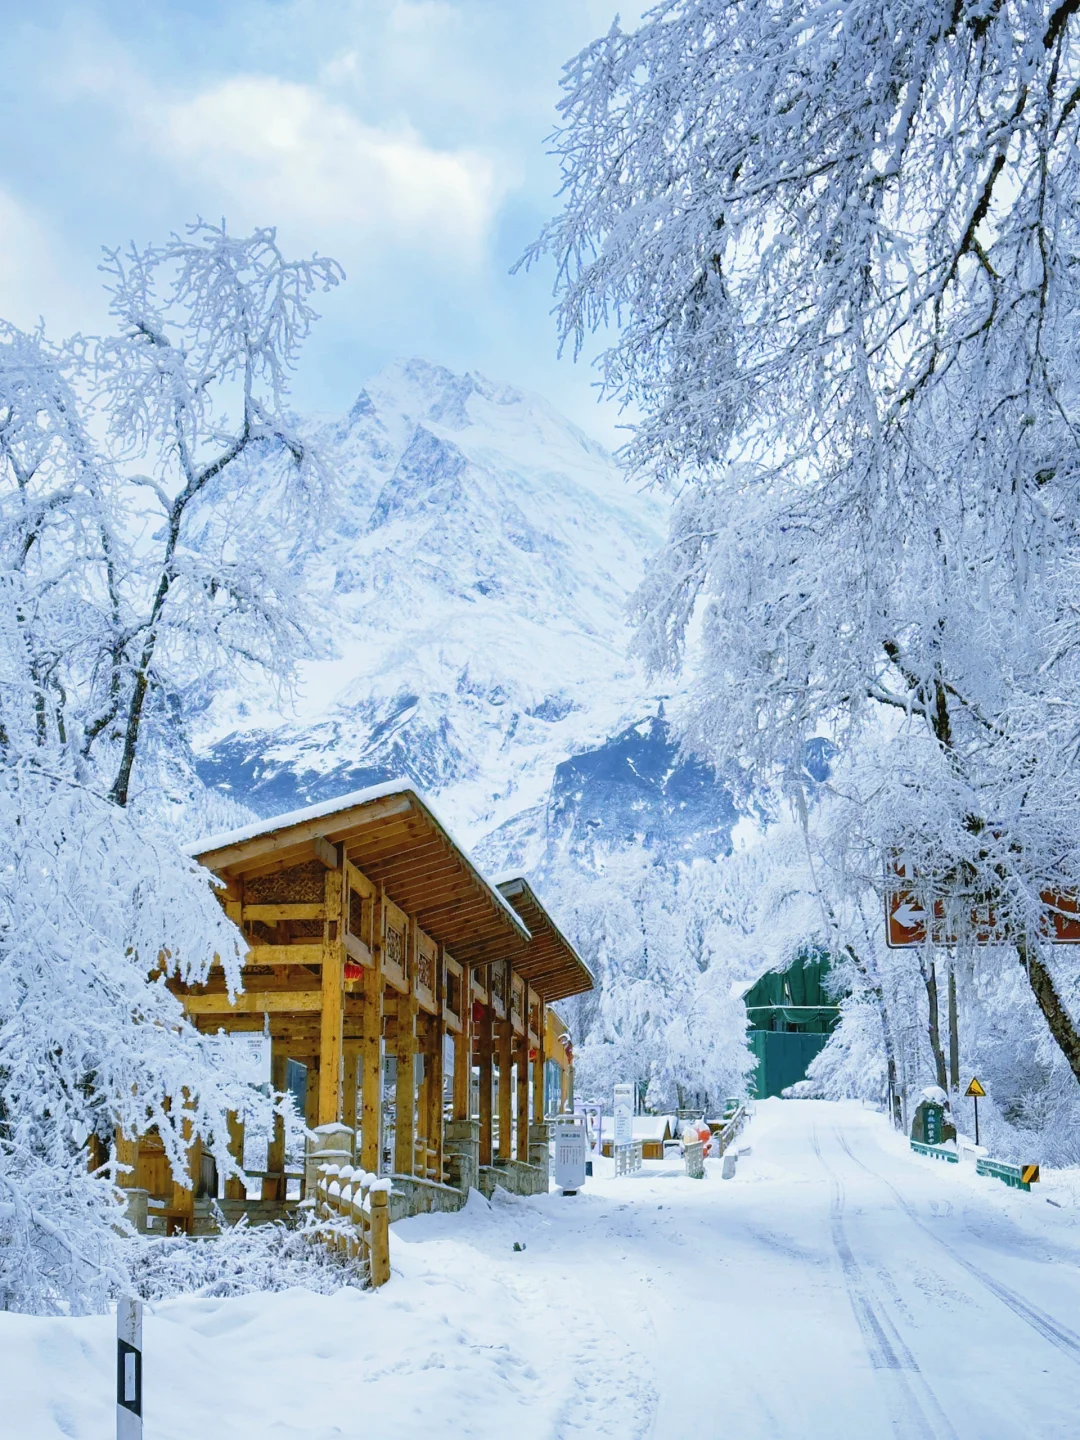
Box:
left=369, top=1186, right=391, bottom=1288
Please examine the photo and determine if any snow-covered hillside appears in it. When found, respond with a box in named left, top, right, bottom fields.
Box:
left=196, top=360, right=735, bottom=864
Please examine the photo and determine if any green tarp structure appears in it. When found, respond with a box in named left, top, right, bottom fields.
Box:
left=744, top=950, right=840, bottom=1098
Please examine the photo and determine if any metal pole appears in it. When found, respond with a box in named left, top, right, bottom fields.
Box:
left=974, top=1095, right=980, bottom=1149
left=117, top=1297, right=142, bottom=1439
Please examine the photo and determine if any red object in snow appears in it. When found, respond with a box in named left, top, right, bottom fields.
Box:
left=688, top=1121, right=712, bottom=1157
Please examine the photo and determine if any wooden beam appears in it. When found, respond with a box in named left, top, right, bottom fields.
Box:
left=242, top=903, right=326, bottom=923
left=194, top=793, right=412, bottom=872
left=243, top=943, right=324, bottom=967
left=180, top=990, right=321, bottom=1015
left=317, top=865, right=345, bottom=1126
left=312, top=835, right=341, bottom=871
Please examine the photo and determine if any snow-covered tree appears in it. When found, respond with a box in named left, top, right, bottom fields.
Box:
left=532, top=1, right=1080, bottom=1086
left=0, top=224, right=341, bottom=1312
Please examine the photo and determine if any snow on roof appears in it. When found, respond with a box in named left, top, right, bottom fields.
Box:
left=730, top=979, right=758, bottom=1000
left=187, top=778, right=528, bottom=939
left=185, top=778, right=415, bottom=856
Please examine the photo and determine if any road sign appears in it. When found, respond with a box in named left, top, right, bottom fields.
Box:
left=977, top=1156, right=1040, bottom=1191
left=965, top=1077, right=985, bottom=1098
left=886, top=866, right=1080, bottom=947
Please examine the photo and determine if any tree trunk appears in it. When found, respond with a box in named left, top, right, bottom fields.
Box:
left=947, top=966, right=960, bottom=1093
left=844, top=944, right=903, bottom=1127
left=924, top=962, right=949, bottom=1092
left=1017, top=937, right=1080, bottom=1084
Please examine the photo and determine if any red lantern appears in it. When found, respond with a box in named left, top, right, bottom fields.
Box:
left=344, top=961, right=364, bottom=982
left=472, top=1000, right=486, bottom=1025
left=528, top=1047, right=538, bottom=1062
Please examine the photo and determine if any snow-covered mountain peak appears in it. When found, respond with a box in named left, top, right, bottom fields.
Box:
left=198, top=359, right=675, bottom=847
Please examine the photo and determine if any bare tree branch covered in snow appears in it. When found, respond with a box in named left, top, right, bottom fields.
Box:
left=0, top=223, right=341, bottom=1312
left=532, top=0, right=1080, bottom=1094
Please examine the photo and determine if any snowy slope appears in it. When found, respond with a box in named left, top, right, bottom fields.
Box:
left=196, top=359, right=726, bottom=859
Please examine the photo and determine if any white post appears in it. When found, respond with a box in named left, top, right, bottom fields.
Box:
left=117, top=1296, right=143, bottom=1439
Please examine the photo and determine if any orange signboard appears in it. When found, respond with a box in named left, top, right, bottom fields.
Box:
left=886, top=876, right=1080, bottom=947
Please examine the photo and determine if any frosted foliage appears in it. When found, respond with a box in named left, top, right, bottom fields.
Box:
left=535, top=1, right=1080, bottom=1098
left=556, top=834, right=824, bottom=1110
left=0, top=224, right=340, bottom=1313
left=128, top=1213, right=366, bottom=1301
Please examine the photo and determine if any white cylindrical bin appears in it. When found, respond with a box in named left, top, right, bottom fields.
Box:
left=553, top=1115, right=587, bottom=1194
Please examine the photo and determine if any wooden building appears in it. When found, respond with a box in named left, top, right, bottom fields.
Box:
left=118, top=783, right=591, bottom=1231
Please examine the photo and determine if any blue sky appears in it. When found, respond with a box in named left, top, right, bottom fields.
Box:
left=0, top=0, right=640, bottom=442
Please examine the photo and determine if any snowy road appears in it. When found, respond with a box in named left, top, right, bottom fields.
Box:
left=6, top=1100, right=1080, bottom=1438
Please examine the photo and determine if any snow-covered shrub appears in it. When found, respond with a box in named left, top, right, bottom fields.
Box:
left=128, top=1212, right=367, bottom=1301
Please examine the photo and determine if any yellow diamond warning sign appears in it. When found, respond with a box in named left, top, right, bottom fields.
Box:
left=965, top=1077, right=986, bottom=1098
left=1022, top=1164, right=1040, bottom=1186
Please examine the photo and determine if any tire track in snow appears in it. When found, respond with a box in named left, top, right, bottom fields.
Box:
left=811, top=1127, right=957, bottom=1440
left=834, top=1128, right=1080, bottom=1366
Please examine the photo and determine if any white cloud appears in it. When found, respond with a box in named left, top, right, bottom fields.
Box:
left=159, top=75, right=499, bottom=260
left=0, top=189, right=87, bottom=334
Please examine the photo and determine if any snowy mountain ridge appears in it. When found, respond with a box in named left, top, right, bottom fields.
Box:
left=196, top=358, right=723, bottom=860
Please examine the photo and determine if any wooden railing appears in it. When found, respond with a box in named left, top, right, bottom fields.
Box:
left=314, top=1164, right=391, bottom=1288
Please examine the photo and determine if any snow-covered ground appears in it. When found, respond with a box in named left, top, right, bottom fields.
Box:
left=6, top=1100, right=1080, bottom=1438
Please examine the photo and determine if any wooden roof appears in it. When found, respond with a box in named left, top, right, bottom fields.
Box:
left=191, top=784, right=530, bottom=969
left=496, top=877, right=594, bottom=1003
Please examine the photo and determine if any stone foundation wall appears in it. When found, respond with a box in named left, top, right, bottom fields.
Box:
left=388, top=1174, right=470, bottom=1223
left=478, top=1160, right=549, bottom=1199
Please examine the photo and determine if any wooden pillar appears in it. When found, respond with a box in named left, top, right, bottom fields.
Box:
left=498, top=1001, right=513, bottom=1163
left=453, top=977, right=473, bottom=1121
left=395, top=928, right=418, bottom=1176
left=225, top=1110, right=246, bottom=1200
left=318, top=862, right=345, bottom=1125
left=515, top=1028, right=530, bottom=1162
left=169, top=1091, right=198, bottom=1232
left=304, top=1057, right=320, bottom=1130
left=532, top=1017, right=546, bottom=1122
left=264, top=1038, right=287, bottom=1201
left=115, top=1128, right=139, bottom=1188
left=478, top=1001, right=494, bottom=1168
left=429, top=994, right=446, bottom=1182
left=416, top=1011, right=432, bottom=1173
left=343, top=1041, right=361, bottom=1132
left=359, top=890, right=385, bottom=1172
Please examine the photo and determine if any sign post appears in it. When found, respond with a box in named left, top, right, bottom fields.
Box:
left=553, top=1116, right=586, bottom=1194
left=965, top=1076, right=985, bottom=1147
left=117, top=1297, right=142, bottom=1440
left=613, top=1083, right=633, bottom=1148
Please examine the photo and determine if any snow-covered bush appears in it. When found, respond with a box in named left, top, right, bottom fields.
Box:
left=128, top=1212, right=367, bottom=1301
